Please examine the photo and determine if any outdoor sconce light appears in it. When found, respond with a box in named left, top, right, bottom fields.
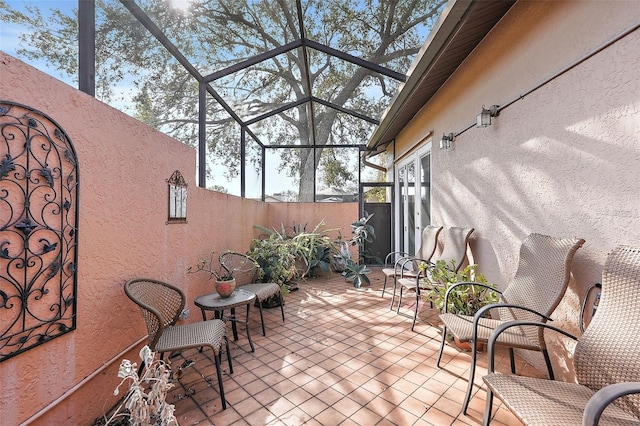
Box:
left=439, top=133, right=455, bottom=150
left=476, top=105, right=500, bottom=127
left=167, top=170, right=187, bottom=223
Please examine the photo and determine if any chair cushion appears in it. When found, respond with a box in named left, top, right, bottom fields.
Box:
left=382, top=267, right=395, bottom=277
left=382, top=267, right=418, bottom=278
left=484, top=374, right=640, bottom=426
left=397, top=277, right=432, bottom=291
left=240, top=283, right=281, bottom=301
left=440, top=313, right=542, bottom=350
left=156, top=319, right=226, bottom=355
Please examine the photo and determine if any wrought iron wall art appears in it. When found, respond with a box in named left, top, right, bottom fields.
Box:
left=0, top=101, right=79, bottom=362
left=167, top=170, right=187, bottom=223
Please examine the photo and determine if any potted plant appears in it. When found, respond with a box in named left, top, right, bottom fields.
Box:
left=424, top=259, right=499, bottom=350
left=339, top=213, right=379, bottom=288
left=247, top=233, right=298, bottom=289
left=253, top=221, right=340, bottom=279
left=248, top=214, right=378, bottom=290
left=97, top=345, right=177, bottom=426
left=188, top=250, right=251, bottom=298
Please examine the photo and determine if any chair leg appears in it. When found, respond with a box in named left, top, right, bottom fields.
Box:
left=411, top=288, right=420, bottom=331
left=542, top=349, right=555, bottom=380
left=256, top=300, right=266, bottom=336
left=462, top=339, right=479, bottom=415
left=389, top=276, right=398, bottom=310
left=396, top=286, right=404, bottom=314
left=279, top=291, right=285, bottom=322
left=436, top=325, right=447, bottom=368
left=225, top=335, right=233, bottom=374
left=382, top=274, right=388, bottom=298
left=482, top=388, right=494, bottom=425
left=509, top=348, right=516, bottom=374
left=214, top=349, right=227, bottom=410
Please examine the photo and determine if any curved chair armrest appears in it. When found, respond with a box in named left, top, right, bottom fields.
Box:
left=384, top=251, right=411, bottom=266
left=396, top=255, right=418, bottom=273
left=473, top=303, right=553, bottom=323
left=442, top=282, right=503, bottom=313
left=486, top=321, right=578, bottom=373
left=582, top=382, right=640, bottom=426
left=399, top=257, right=433, bottom=279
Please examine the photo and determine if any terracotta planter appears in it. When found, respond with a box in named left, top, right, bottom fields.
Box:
left=215, top=278, right=236, bottom=298
left=453, top=336, right=485, bottom=352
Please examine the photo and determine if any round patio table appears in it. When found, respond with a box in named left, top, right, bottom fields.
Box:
left=194, top=289, right=256, bottom=352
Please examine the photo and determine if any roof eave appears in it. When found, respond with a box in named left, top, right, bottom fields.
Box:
left=366, top=0, right=516, bottom=151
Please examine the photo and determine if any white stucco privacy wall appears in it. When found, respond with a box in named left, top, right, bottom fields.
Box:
left=392, top=0, right=640, bottom=377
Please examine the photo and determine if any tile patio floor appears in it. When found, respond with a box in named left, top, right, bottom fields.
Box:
left=167, top=267, right=544, bottom=425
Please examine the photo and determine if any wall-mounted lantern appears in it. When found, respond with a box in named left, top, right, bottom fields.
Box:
left=167, top=170, right=187, bottom=223
left=476, top=105, right=500, bottom=127
left=439, top=133, right=455, bottom=150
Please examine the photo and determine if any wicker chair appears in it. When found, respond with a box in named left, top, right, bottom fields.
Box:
left=437, top=233, right=585, bottom=415
left=219, top=251, right=285, bottom=336
left=482, top=245, right=640, bottom=426
left=381, top=225, right=443, bottom=310
left=396, top=226, right=475, bottom=331
left=124, top=278, right=232, bottom=409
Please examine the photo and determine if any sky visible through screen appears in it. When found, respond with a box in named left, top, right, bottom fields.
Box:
left=1, top=1, right=73, bottom=83
left=1, top=0, right=434, bottom=197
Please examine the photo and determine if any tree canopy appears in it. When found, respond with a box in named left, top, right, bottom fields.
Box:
left=0, top=0, right=445, bottom=200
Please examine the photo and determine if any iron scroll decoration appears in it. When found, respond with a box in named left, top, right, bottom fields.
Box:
left=0, top=101, right=79, bottom=362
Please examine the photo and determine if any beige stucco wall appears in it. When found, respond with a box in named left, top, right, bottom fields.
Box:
left=392, top=0, right=640, bottom=378
left=0, top=52, right=359, bottom=425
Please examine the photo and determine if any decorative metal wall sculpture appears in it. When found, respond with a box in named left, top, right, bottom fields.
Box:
left=167, top=170, right=187, bottom=222
left=0, top=101, right=79, bottom=362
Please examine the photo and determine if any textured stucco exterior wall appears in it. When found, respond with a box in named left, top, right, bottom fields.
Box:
left=266, top=202, right=359, bottom=243
left=0, top=52, right=351, bottom=424
left=392, top=0, right=640, bottom=378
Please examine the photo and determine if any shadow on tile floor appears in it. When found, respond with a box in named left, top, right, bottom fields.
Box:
left=166, top=268, right=543, bottom=426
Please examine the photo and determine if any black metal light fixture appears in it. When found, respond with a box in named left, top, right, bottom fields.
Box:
left=439, top=133, right=455, bottom=150
left=477, top=105, right=500, bottom=127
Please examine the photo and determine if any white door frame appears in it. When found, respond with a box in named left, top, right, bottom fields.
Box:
left=395, top=142, right=432, bottom=255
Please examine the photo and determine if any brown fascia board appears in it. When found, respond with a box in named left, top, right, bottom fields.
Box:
left=366, top=0, right=514, bottom=152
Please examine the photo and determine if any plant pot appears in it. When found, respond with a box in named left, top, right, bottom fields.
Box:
left=453, top=336, right=485, bottom=352
left=215, top=278, right=236, bottom=298
left=257, top=293, right=284, bottom=308
left=332, top=255, right=346, bottom=272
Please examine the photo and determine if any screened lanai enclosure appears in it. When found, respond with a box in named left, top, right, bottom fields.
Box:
left=0, top=0, right=446, bottom=202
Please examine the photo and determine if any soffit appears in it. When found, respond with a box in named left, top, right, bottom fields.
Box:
left=366, top=0, right=517, bottom=151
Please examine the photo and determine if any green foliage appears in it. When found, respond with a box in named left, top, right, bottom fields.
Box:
left=350, top=215, right=375, bottom=246
left=251, top=220, right=339, bottom=281
left=247, top=235, right=297, bottom=290
left=289, top=222, right=340, bottom=278
left=249, top=214, right=377, bottom=288
left=339, top=212, right=378, bottom=288
left=424, top=259, right=499, bottom=316
left=320, top=152, right=355, bottom=190
left=343, top=262, right=371, bottom=288
left=364, top=187, right=387, bottom=202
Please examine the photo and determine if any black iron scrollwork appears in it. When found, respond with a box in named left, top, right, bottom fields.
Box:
left=0, top=100, right=79, bottom=362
